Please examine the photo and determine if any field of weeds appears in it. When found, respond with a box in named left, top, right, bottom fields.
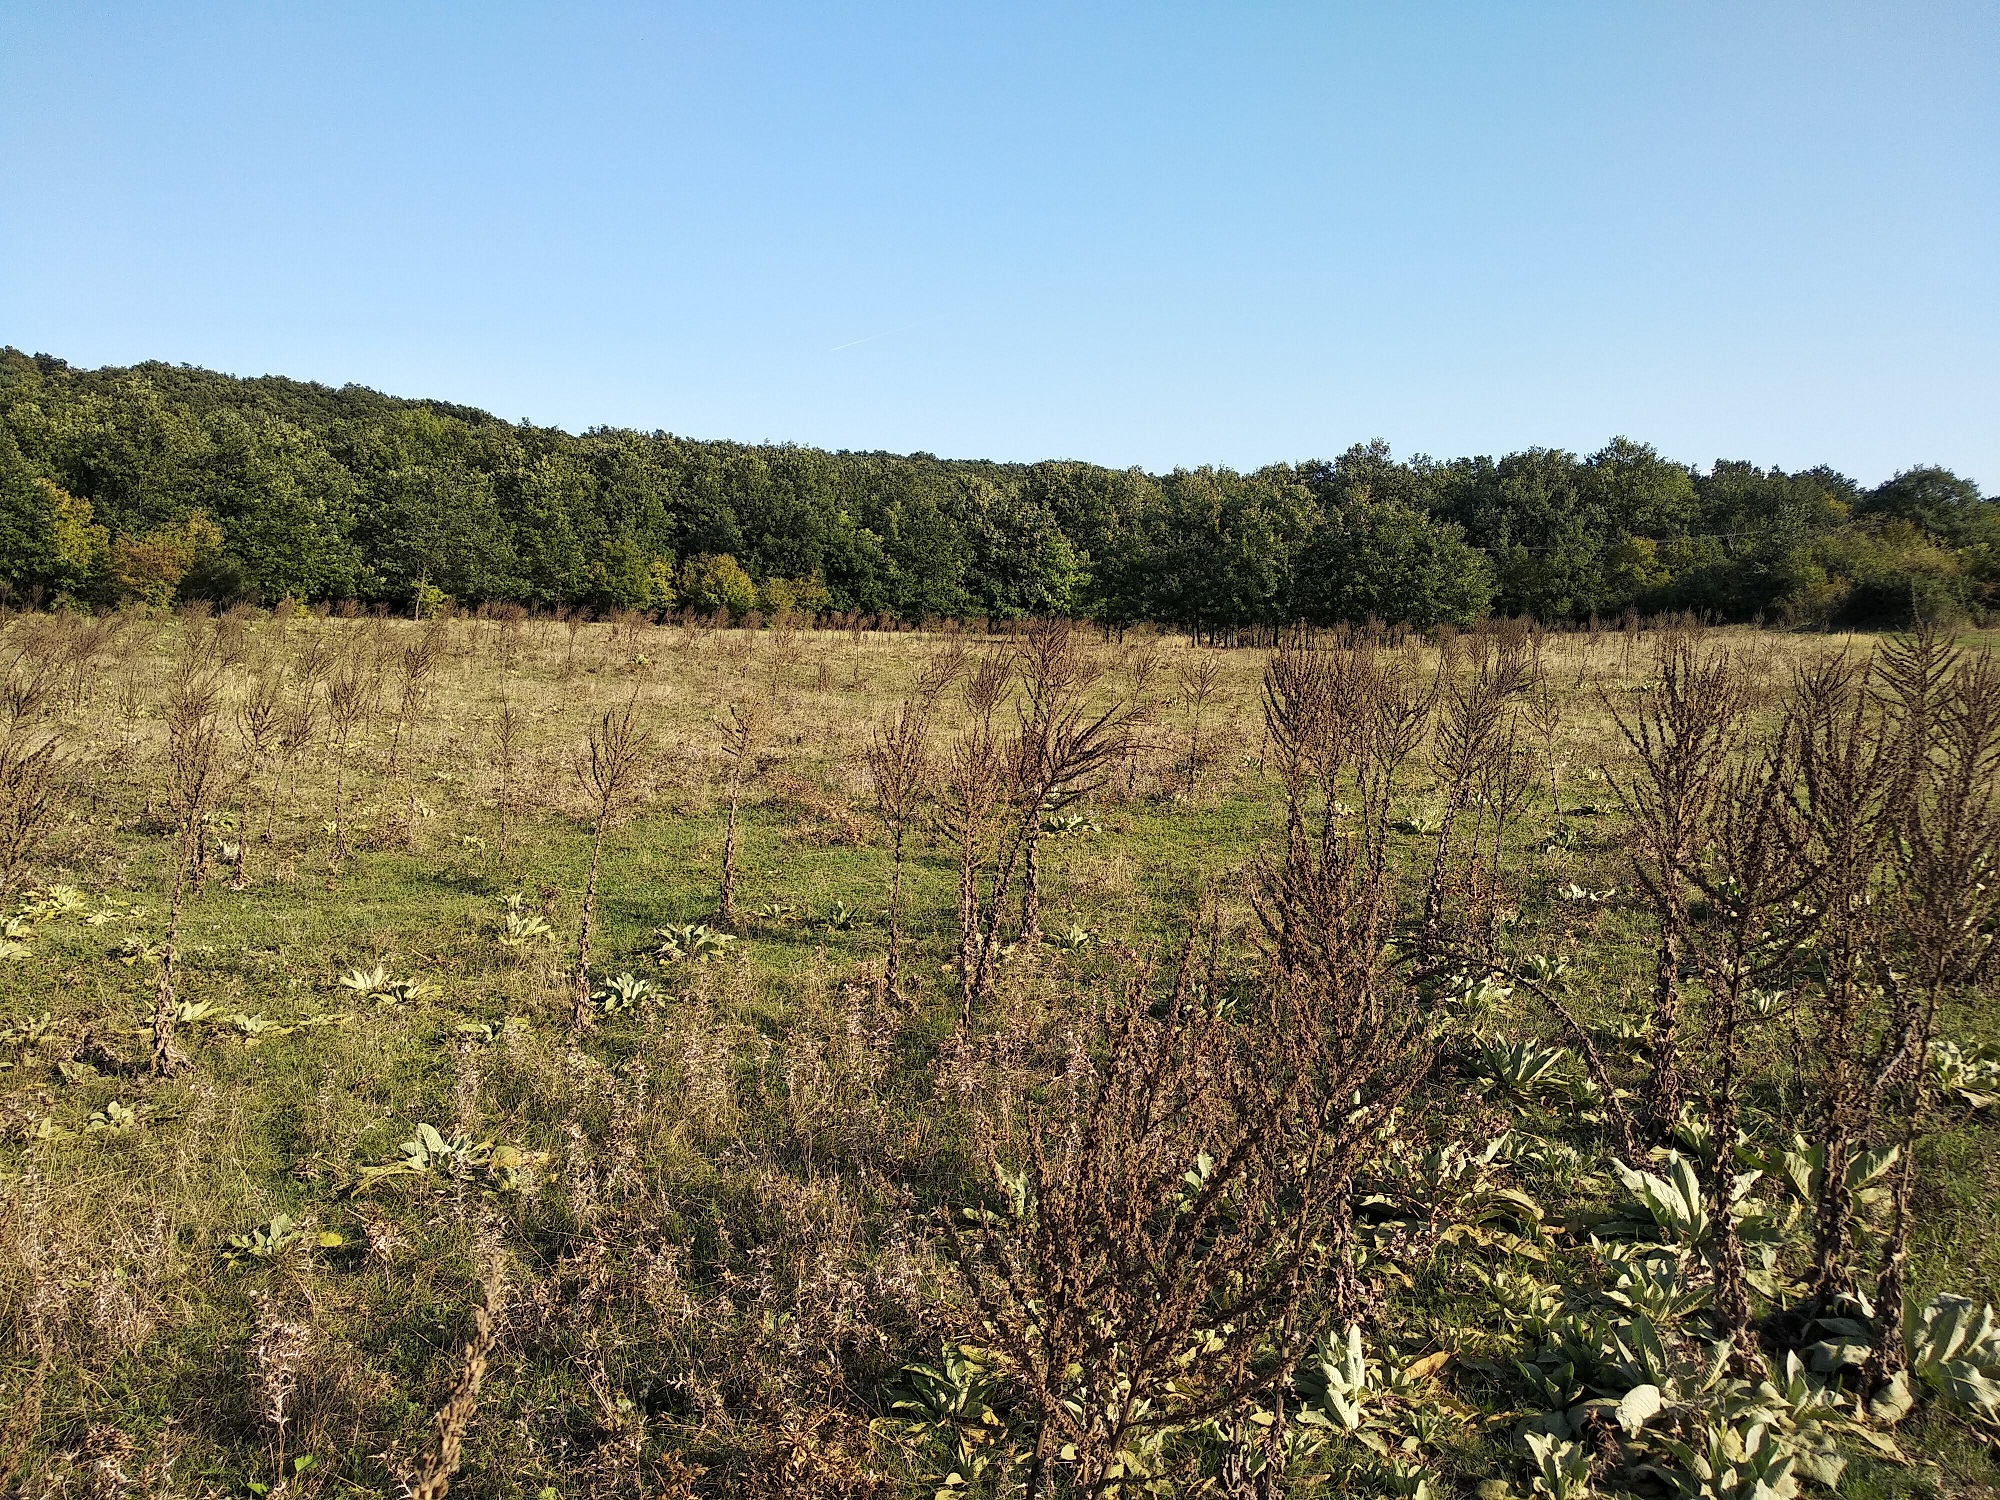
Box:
left=1, top=606, right=1997, bottom=1499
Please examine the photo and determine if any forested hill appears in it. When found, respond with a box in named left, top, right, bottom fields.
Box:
left=0, top=345, right=1991, bottom=630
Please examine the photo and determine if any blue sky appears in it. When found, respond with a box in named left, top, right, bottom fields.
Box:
left=2, top=2, right=1994, bottom=487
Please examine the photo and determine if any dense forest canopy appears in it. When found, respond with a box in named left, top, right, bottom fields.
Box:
left=0, top=346, right=1991, bottom=630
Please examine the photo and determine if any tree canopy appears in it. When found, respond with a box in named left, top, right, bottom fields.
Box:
left=0, top=348, right=1989, bottom=630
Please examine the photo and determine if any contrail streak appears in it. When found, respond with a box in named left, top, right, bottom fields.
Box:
left=827, top=329, right=900, bottom=352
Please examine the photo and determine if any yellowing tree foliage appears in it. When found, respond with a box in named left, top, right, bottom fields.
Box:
left=108, top=512, right=226, bottom=608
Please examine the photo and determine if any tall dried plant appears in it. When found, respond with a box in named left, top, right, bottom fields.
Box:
left=1418, top=632, right=1528, bottom=958
left=949, top=622, right=1149, bottom=1020
left=491, top=691, right=524, bottom=867
left=571, top=691, right=653, bottom=1031
left=232, top=664, right=285, bottom=887
left=1609, top=628, right=1749, bottom=1142
left=324, top=639, right=377, bottom=863
left=716, top=697, right=766, bottom=928
left=865, top=650, right=961, bottom=1004
left=1262, top=630, right=1434, bottom=870
left=1782, top=651, right=1902, bottom=1312
left=489, top=602, right=525, bottom=675
left=766, top=608, right=800, bottom=704
left=956, top=644, right=1432, bottom=1498
left=0, top=642, right=71, bottom=898
left=1173, top=652, right=1223, bottom=801
left=944, top=651, right=1013, bottom=1023
left=404, top=1293, right=499, bottom=1500
left=559, top=607, right=587, bottom=679
left=271, top=642, right=326, bottom=842
left=1861, top=632, right=2000, bottom=1389
left=1524, top=644, right=1566, bottom=821
left=152, top=627, right=228, bottom=1075
left=1117, top=639, right=1167, bottom=795
left=248, top=1290, right=313, bottom=1472
left=0, top=729, right=68, bottom=899
left=1675, top=719, right=1816, bottom=1371
left=114, top=636, right=150, bottom=758
left=1006, top=619, right=1142, bottom=949
left=388, top=620, right=449, bottom=843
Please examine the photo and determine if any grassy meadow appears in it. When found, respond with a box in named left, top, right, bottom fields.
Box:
left=1, top=607, right=1997, bottom=1499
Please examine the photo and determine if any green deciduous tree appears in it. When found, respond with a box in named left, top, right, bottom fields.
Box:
left=680, top=552, right=758, bottom=619
left=0, top=427, right=107, bottom=601
left=1297, top=500, right=1493, bottom=629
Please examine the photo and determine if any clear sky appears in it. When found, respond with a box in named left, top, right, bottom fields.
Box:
left=2, top=2, right=1994, bottom=488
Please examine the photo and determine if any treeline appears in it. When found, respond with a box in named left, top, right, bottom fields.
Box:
left=0, top=345, right=1991, bottom=630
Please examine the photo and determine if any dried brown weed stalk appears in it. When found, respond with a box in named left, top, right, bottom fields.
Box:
left=954, top=636, right=1433, bottom=1498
